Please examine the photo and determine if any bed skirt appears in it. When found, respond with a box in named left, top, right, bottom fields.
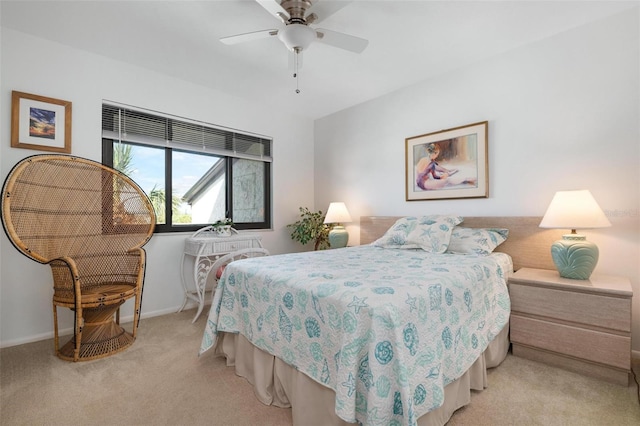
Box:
left=212, top=324, right=509, bottom=425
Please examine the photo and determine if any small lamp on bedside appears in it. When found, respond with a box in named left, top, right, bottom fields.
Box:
left=539, top=190, right=611, bottom=280
left=323, top=202, right=352, bottom=249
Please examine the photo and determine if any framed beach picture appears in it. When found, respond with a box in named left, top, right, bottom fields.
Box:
left=11, top=91, right=72, bottom=153
left=405, top=121, right=488, bottom=201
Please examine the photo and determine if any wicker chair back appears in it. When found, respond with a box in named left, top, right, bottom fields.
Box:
left=1, top=154, right=155, bottom=361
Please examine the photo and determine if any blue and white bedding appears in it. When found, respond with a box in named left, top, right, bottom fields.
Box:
left=200, top=245, right=511, bottom=426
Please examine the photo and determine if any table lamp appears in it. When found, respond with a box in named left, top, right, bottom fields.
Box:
left=539, top=190, right=611, bottom=280
left=323, top=202, right=352, bottom=248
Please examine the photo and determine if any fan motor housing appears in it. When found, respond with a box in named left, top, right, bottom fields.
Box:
left=280, top=0, right=313, bottom=21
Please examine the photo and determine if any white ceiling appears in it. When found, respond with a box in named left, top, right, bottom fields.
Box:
left=2, top=0, right=637, bottom=119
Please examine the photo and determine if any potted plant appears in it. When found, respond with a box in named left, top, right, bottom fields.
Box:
left=211, top=218, right=234, bottom=237
left=287, top=207, right=330, bottom=250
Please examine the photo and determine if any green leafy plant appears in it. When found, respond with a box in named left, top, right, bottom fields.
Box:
left=287, top=207, right=330, bottom=251
left=212, top=218, right=234, bottom=228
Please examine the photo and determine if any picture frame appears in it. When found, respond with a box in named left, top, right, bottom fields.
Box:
left=11, top=91, right=72, bottom=153
left=405, top=121, right=488, bottom=201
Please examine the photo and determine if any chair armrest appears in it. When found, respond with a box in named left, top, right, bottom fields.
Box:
left=49, top=256, right=82, bottom=307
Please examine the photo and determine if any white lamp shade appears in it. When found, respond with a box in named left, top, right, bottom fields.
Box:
left=324, top=202, right=352, bottom=224
left=278, top=23, right=316, bottom=51
left=539, top=190, right=611, bottom=230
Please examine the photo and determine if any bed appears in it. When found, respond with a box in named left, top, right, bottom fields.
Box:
left=199, top=216, right=563, bottom=425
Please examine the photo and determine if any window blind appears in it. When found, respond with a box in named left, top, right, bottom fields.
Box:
left=102, top=102, right=272, bottom=162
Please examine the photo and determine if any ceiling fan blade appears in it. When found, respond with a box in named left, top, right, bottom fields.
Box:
left=256, top=0, right=290, bottom=23
left=220, top=29, right=278, bottom=45
left=305, top=1, right=351, bottom=24
left=315, top=28, right=368, bottom=53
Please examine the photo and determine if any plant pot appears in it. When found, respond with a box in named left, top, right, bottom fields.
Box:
left=214, top=225, right=232, bottom=237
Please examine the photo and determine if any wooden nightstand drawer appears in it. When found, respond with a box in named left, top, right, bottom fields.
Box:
left=510, top=315, right=631, bottom=370
left=509, top=283, right=631, bottom=332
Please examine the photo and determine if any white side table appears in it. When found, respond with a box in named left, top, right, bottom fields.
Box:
left=179, top=226, right=262, bottom=322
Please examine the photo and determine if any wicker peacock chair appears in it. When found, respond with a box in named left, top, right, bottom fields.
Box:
left=1, top=154, right=155, bottom=361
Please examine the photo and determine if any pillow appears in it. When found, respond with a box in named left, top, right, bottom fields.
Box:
left=372, top=215, right=463, bottom=253
left=445, top=227, right=509, bottom=255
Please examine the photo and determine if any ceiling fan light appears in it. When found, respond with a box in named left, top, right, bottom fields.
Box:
left=278, top=23, right=316, bottom=51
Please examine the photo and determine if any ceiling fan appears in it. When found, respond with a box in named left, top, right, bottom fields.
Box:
left=221, top=0, right=368, bottom=54
left=220, top=0, right=368, bottom=92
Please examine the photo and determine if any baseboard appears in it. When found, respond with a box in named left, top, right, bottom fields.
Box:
left=0, top=330, right=55, bottom=349
left=0, top=306, right=184, bottom=349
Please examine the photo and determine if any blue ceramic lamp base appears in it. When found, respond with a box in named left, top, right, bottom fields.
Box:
left=328, top=225, right=349, bottom=249
left=550, top=234, right=599, bottom=280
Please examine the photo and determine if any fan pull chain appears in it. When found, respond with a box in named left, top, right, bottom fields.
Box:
left=293, top=47, right=301, bottom=94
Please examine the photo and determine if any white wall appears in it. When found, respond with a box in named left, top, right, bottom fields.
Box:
left=0, top=29, right=315, bottom=347
left=315, top=10, right=640, bottom=350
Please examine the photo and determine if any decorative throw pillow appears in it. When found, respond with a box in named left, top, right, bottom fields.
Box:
left=445, top=227, right=509, bottom=255
left=372, top=215, right=463, bottom=253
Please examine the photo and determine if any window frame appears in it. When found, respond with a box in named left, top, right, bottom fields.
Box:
left=102, top=102, right=273, bottom=233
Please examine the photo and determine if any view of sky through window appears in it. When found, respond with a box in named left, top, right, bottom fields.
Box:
left=125, top=145, right=218, bottom=218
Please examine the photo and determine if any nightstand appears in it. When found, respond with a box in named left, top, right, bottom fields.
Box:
left=509, top=267, right=633, bottom=385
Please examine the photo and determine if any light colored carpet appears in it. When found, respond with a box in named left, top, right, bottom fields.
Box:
left=1, top=310, right=639, bottom=425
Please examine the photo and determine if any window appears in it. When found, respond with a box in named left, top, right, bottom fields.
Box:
left=102, top=103, right=272, bottom=233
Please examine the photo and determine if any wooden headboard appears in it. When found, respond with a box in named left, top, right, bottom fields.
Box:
left=360, top=216, right=564, bottom=271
